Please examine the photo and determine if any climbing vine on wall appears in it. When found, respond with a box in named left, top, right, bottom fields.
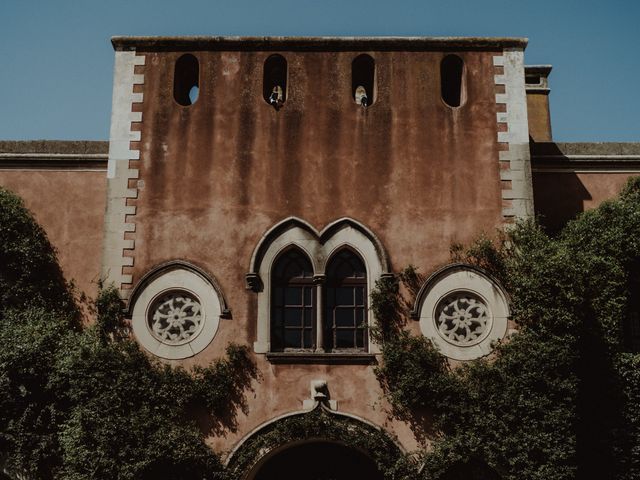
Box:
left=3, top=178, right=640, bottom=479
left=0, top=187, right=258, bottom=480
left=226, top=405, right=417, bottom=480
left=372, top=177, right=640, bottom=480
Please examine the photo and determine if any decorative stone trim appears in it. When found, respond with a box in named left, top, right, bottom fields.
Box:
left=530, top=142, right=640, bottom=173
left=130, top=266, right=223, bottom=359
left=266, top=352, right=376, bottom=365
left=494, top=48, right=534, bottom=224
left=125, top=259, right=231, bottom=317
left=247, top=217, right=389, bottom=355
left=413, top=264, right=509, bottom=361
left=101, top=50, right=145, bottom=298
left=224, top=403, right=408, bottom=476
left=0, top=152, right=108, bottom=171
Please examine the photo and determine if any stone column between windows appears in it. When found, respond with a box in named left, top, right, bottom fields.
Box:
left=313, top=274, right=326, bottom=352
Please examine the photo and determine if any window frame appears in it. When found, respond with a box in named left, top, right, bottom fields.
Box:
left=249, top=217, right=389, bottom=360
left=324, top=249, right=369, bottom=353
left=129, top=263, right=226, bottom=360
left=413, top=264, right=510, bottom=361
left=270, top=248, right=317, bottom=352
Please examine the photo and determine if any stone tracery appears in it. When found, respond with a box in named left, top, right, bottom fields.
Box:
left=435, top=292, right=491, bottom=346
left=148, top=292, right=203, bottom=344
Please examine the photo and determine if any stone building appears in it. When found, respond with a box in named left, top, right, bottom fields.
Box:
left=1, top=36, right=638, bottom=479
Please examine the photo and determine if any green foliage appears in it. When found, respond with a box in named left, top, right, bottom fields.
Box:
left=0, top=187, right=75, bottom=319
left=373, top=177, right=640, bottom=479
left=0, top=187, right=257, bottom=479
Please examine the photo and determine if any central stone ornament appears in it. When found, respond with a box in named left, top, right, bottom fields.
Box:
left=148, top=292, right=203, bottom=345
left=435, top=292, right=491, bottom=346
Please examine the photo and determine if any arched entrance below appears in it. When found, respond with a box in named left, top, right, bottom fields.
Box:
left=251, top=441, right=383, bottom=480
left=225, top=404, right=414, bottom=480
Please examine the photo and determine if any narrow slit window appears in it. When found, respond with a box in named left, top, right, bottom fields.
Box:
left=352, top=54, right=375, bottom=107
left=263, top=54, right=287, bottom=108
left=440, top=54, right=465, bottom=108
left=173, top=54, right=199, bottom=106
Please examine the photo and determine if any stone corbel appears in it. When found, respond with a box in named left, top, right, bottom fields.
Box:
left=302, top=379, right=337, bottom=411
left=245, top=273, right=262, bottom=292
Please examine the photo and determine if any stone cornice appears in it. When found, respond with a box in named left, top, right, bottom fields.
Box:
left=112, top=36, right=527, bottom=52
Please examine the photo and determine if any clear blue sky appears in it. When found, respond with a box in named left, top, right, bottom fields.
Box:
left=1, top=0, right=638, bottom=142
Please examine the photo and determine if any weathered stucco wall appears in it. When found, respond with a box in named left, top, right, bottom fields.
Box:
left=527, top=93, right=552, bottom=142
left=531, top=142, right=640, bottom=232
left=0, top=141, right=108, bottom=301
left=533, top=172, right=639, bottom=231
left=114, top=44, right=512, bottom=453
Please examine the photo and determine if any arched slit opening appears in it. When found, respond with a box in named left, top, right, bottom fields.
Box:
left=440, top=54, right=465, bottom=108
left=352, top=54, right=375, bottom=107
left=263, top=54, right=287, bottom=108
left=173, top=54, right=199, bottom=106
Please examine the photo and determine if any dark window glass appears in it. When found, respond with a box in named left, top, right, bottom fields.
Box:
left=440, top=54, right=465, bottom=107
left=325, top=249, right=368, bottom=352
left=174, top=54, right=199, bottom=106
left=271, top=248, right=315, bottom=351
left=352, top=54, right=375, bottom=106
left=263, top=54, right=287, bottom=107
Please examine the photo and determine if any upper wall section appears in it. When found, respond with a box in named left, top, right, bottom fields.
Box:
left=0, top=141, right=108, bottom=299
left=102, top=36, right=532, bottom=300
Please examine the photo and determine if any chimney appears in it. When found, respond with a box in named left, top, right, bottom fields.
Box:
left=525, top=65, right=552, bottom=141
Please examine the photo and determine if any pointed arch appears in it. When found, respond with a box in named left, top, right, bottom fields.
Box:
left=270, top=247, right=316, bottom=351
left=324, top=248, right=368, bottom=352
left=247, top=216, right=389, bottom=282
left=248, top=217, right=390, bottom=355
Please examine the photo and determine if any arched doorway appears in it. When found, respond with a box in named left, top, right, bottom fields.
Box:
left=252, top=441, right=383, bottom=480
left=225, top=405, right=414, bottom=480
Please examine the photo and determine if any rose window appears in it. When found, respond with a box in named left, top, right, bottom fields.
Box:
left=148, top=292, right=203, bottom=345
left=434, top=292, right=491, bottom=346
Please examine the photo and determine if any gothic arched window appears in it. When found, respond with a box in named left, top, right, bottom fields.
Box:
left=325, top=249, right=368, bottom=351
left=271, top=248, right=315, bottom=351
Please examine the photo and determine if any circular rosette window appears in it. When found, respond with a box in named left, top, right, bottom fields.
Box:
left=416, top=266, right=509, bottom=361
left=148, top=291, right=203, bottom=345
left=434, top=292, right=492, bottom=346
left=130, top=266, right=224, bottom=360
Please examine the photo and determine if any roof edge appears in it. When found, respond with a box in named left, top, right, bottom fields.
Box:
left=0, top=140, right=108, bottom=155
left=111, top=35, right=528, bottom=51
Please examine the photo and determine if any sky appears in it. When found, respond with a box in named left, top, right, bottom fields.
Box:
left=0, top=0, right=638, bottom=142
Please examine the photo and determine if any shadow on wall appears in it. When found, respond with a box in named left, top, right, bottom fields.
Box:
left=531, top=141, right=592, bottom=233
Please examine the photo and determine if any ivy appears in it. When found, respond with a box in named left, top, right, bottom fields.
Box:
left=3, top=176, right=640, bottom=479
left=0, top=187, right=257, bottom=480
left=226, top=406, right=418, bottom=480
left=373, top=177, right=640, bottom=479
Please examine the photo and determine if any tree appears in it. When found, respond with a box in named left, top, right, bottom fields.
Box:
left=0, top=187, right=256, bottom=479
left=373, top=178, right=640, bottom=480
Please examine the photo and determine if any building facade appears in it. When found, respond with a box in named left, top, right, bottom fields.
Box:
left=1, top=36, right=639, bottom=479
